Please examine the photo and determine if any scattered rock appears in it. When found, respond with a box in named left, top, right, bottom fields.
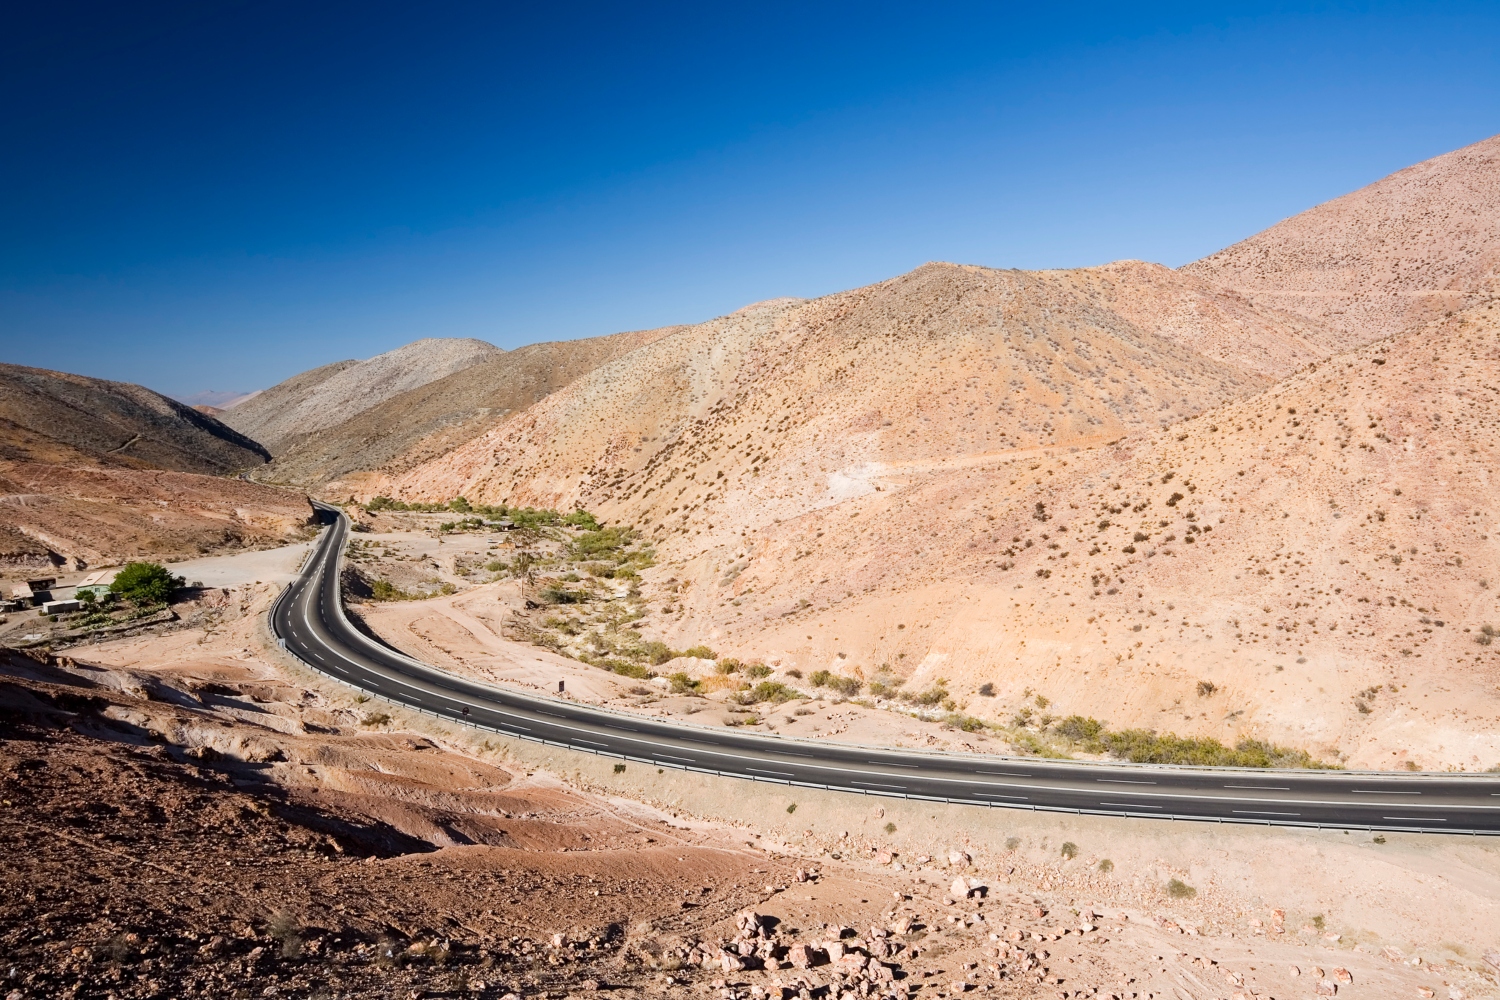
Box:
left=786, top=943, right=818, bottom=969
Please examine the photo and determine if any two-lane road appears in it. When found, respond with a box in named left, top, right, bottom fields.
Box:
left=272, top=506, right=1500, bottom=835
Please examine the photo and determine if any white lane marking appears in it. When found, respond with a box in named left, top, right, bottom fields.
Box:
left=747, top=768, right=795, bottom=778
left=976, top=770, right=1033, bottom=777
left=1097, top=778, right=1156, bottom=785
left=1224, top=785, right=1291, bottom=790
left=654, top=754, right=696, bottom=763
left=971, top=792, right=1028, bottom=800
left=852, top=781, right=907, bottom=790
left=1384, top=816, right=1444, bottom=822
left=1352, top=789, right=1420, bottom=795
left=572, top=739, right=607, bottom=748
left=1099, top=802, right=1162, bottom=809
left=1233, top=809, right=1301, bottom=817
left=872, top=761, right=919, bottom=768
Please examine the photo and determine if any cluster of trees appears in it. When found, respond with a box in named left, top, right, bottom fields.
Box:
left=70, top=562, right=184, bottom=613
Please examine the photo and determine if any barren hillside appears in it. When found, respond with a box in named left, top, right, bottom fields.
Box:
left=221, top=339, right=503, bottom=454
left=384, top=261, right=1335, bottom=533
left=1185, top=132, right=1500, bottom=343
left=608, top=287, right=1500, bottom=770
left=0, top=362, right=270, bottom=474
left=266, top=326, right=681, bottom=490
left=0, top=461, right=313, bottom=570
left=216, top=359, right=358, bottom=451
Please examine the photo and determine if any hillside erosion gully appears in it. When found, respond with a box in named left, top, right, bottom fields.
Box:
left=272, top=503, right=1500, bottom=835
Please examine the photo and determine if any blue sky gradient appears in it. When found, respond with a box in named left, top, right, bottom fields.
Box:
left=2, top=1, right=1497, bottom=397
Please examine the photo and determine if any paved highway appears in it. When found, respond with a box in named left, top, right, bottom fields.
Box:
left=272, top=505, right=1500, bottom=835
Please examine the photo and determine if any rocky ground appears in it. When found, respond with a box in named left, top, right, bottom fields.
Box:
left=4, top=578, right=1500, bottom=999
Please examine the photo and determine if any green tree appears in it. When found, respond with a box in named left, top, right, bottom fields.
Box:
left=109, top=562, right=183, bottom=606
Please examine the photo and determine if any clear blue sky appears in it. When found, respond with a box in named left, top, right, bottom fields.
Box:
left=2, top=1, right=1497, bottom=397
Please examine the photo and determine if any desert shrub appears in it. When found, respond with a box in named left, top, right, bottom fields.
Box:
left=538, top=585, right=587, bottom=605
left=667, top=672, right=700, bottom=694
left=785, top=668, right=803, bottom=679
left=569, top=526, right=636, bottom=560
left=903, top=682, right=948, bottom=707
left=605, top=660, right=654, bottom=680
left=1052, top=715, right=1105, bottom=742
left=361, top=712, right=392, bottom=727
left=1196, top=680, right=1218, bottom=697
left=1166, top=878, right=1196, bottom=899
left=716, top=658, right=743, bottom=675
left=745, top=663, right=772, bottom=678
left=739, top=681, right=799, bottom=704
left=613, top=763, right=626, bottom=774
left=786, top=803, right=797, bottom=814
left=1060, top=842, right=1078, bottom=860
left=1098, top=859, right=1114, bottom=873
left=642, top=640, right=676, bottom=665
left=563, top=509, right=602, bottom=530
left=370, top=579, right=423, bottom=601
left=809, top=670, right=860, bottom=697
left=1103, top=730, right=1328, bottom=768
left=977, top=682, right=995, bottom=696
left=883, top=822, right=896, bottom=834
left=682, top=645, right=717, bottom=661
left=947, top=714, right=987, bottom=732
left=266, top=909, right=304, bottom=959
left=1478, top=624, right=1497, bottom=646
left=110, top=562, right=183, bottom=606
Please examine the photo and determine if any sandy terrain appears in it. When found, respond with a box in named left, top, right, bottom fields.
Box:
left=4, top=588, right=1498, bottom=998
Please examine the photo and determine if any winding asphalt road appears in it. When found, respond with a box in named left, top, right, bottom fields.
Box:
left=272, top=506, right=1500, bottom=835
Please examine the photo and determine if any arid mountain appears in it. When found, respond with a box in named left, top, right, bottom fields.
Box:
left=383, top=260, right=1335, bottom=530
left=221, top=338, right=503, bottom=454
left=172, top=389, right=260, bottom=410
left=0, top=362, right=270, bottom=474
left=263, top=327, right=681, bottom=490
left=1185, top=132, right=1500, bottom=343
left=596, top=286, right=1498, bottom=770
